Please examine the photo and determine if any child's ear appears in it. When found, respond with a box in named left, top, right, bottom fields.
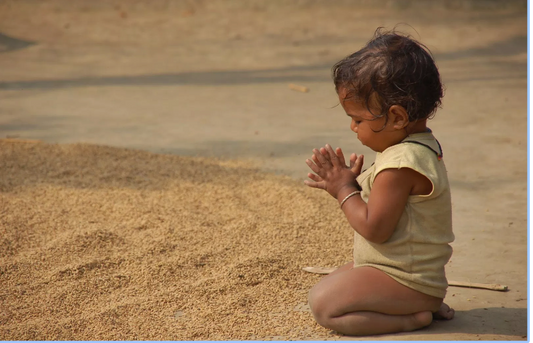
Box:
left=388, top=105, right=409, bottom=129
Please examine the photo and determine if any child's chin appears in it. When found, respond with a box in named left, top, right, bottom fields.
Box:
left=358, top=140, right=370, bottom=148
left=364, top=144, right=381, bottom=153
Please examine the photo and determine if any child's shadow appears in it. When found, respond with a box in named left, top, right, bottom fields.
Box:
left=424, top=306, right=527, bottom=337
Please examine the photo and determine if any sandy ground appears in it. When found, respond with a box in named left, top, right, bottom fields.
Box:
left=0, top=0, right=528, bottom=340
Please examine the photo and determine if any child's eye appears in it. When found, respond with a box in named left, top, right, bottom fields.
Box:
left=349, top=115, right=362, bottom=125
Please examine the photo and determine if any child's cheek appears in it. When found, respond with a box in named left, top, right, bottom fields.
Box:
left=356, top=132, right=365, bottom=144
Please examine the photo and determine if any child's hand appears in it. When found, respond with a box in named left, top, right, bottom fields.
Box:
left=304, top=144, right=364, bottom=198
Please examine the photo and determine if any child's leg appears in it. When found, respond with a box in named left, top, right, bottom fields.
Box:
left=308, top=264, right=448, bottom=336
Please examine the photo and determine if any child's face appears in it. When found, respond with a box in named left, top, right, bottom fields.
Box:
left=338, top=88, right=390, bottom=152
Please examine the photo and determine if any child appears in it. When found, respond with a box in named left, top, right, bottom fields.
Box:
left=304, top=29, right=455, bottom=336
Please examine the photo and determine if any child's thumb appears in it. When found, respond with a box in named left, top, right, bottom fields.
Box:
left=351, top=154, right=364, bottom=174
left=349, top=153, right=357, bottom=168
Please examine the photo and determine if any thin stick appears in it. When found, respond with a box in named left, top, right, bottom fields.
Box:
left=448, top=280, right=508, bottom=292
left=302, top=266, right=509, bottom=292
left=288, top=83, right=309, bottom=93
left=302, top=266, right=336, bottom=274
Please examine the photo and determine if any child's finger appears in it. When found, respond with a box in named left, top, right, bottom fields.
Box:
left=336, top=147, right=347, bottom=167
left=306, top=158, right=322, bottom=175
left=303, top=180, right=325, bottom=189
left=311, top=153, right=328, bottom=172
left=351, top=154, right=365, bottom=175
left=311, top=153, right=322, bottom=166
left=324, top=144, right=340, bottom=167
left=307, top=172, right=323, bottom=182
left=319, top=147, right=333, bottom=164
left=350, top=153, right=357, bottom=168
left=313, top=148, right=330, bottom=167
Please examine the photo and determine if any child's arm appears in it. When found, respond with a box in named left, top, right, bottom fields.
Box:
left=338, top=168, right=417, bottom=243
left=305, top=144, right=429, bottom=244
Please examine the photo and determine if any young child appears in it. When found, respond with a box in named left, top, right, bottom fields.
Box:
left=304, top=29, right=455, bottom=336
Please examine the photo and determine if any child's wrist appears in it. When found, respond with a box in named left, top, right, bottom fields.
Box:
left=336, top=185, right=361, bottom=204
left=339, top=190, right=361, bottom=209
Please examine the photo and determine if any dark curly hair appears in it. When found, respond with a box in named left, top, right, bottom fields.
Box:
left=332, top=28, right=444, bottom=125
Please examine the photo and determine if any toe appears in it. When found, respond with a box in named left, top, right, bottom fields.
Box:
left=433, top=303, right=455, bottom=320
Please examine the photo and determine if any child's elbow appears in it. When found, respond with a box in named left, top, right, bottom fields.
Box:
left=365, top=234, right=389, bottom=244
left=360, top=225, right=393, bottom=244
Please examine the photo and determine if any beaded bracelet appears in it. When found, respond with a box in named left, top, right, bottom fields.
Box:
left=340, top=190, right=361, bottom=209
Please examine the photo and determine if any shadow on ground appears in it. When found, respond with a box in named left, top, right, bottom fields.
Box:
left=0, top=34, right=525, bottom=91
left=0, top=32, right=36, bottom=53
left=413, top=307, right=527, bottom=338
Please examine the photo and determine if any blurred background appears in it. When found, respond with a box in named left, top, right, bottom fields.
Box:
left=0, top=0, right=526, bottom=178
left=0, top=1, right=528, bottom=339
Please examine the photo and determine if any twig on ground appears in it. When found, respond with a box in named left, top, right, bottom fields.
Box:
left=302, top=266, right=509, bottom=292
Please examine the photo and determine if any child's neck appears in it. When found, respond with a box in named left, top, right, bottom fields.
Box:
left=380, top=120, right=429, bottom=152
left=404, top=120, right=429, bottom=136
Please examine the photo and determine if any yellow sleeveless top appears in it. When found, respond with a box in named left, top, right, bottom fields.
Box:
left=354, top=131, right=454, bottom=298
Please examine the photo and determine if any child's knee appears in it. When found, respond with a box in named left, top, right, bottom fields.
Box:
left=307, top=284, right=323, bottom=313
left=308, top=285, right=333, bottom=326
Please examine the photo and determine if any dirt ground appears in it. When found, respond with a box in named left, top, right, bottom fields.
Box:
left=0, top=0, right=528, bottom=340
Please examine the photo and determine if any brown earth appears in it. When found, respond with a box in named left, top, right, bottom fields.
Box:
left=0, top=0, right=528, bottom=340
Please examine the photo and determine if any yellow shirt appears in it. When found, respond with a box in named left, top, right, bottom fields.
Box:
left=354, top=131, right=454, bottom=298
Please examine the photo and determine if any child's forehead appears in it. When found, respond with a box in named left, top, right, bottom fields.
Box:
left=337, top=87, right=367, bottom=105
left=338, top=95, right=367, bottom=112
left=337, top=88, right=383, bottom=115
left=337, top=86, right=358, bottom=100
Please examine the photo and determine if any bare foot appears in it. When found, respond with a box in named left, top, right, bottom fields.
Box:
left=433, top=302, right=455, bottom=320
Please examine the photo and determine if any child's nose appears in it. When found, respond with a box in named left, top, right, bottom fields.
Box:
left=351, top=120, right=358, bottom=132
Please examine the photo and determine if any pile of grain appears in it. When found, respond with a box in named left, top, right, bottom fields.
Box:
left=0, top=140, right=353, bottom=340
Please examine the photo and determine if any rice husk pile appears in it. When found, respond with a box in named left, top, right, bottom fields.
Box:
left=0, top=140, right=353, bottom=340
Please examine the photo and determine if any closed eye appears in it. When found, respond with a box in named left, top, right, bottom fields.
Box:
left=347, top=113, right=363, bottom=123
left=349, top=116, right=362, bottom=124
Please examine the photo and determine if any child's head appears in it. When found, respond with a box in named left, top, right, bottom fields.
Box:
left=332, top=28, right=443, bottom=124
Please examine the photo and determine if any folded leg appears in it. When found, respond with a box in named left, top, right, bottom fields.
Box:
left=308, top=264, right=445, bottom=336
